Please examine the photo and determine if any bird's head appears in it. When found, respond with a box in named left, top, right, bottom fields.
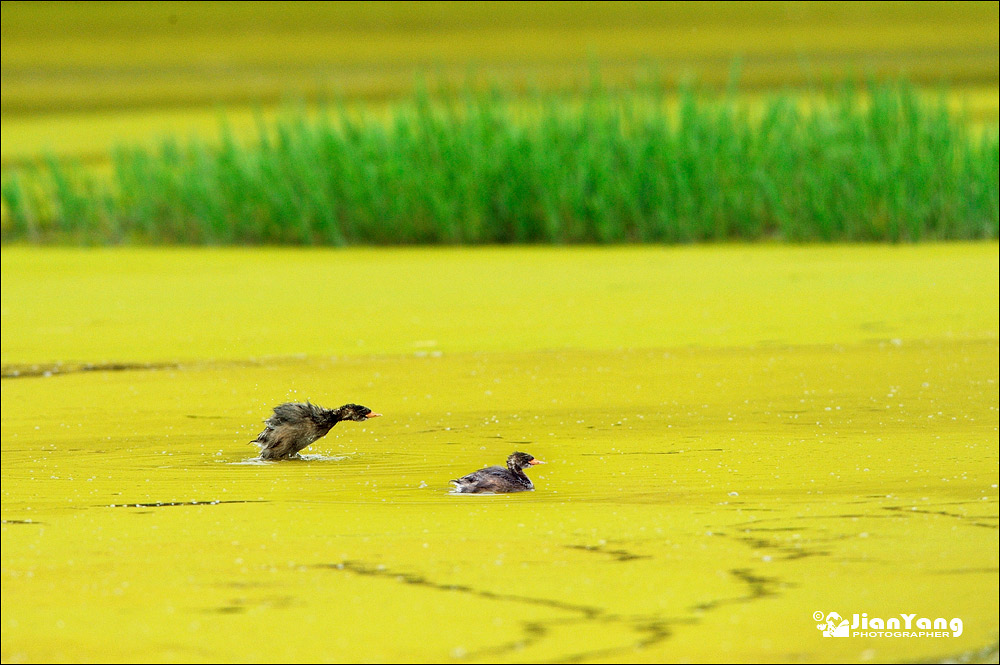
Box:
left=338, top=404, right=382, bottom=422
left=508, top=451, right=543, bottom=470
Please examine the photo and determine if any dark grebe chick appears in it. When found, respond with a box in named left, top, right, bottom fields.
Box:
left=450, top=452, right=544, bottom=493
left=253, top=402, right=380, bottom=460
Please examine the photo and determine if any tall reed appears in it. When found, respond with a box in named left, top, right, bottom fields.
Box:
left=3, top=81, right=997, bottom=244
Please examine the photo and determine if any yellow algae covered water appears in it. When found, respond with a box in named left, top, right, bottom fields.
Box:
left=1, top=244, right=997, bottom=663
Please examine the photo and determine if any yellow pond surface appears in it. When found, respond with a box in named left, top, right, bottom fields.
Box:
left=2, top=244, right=998, bottom=663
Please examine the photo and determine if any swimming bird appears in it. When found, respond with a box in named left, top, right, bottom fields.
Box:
left=253, top=402, right=380, bottom=460
left=450, top=452, right=544, bottom=493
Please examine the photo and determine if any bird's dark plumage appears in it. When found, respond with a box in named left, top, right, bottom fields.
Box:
left=450, top=452, right=544, bottom=493
left=253, top=402, right=379, bottom=460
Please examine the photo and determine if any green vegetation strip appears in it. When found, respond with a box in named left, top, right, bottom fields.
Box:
left=3, top=82, right=997, bottom=244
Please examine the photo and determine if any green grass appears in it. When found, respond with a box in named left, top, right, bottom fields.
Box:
left=2, top=80, right=997, bottom=245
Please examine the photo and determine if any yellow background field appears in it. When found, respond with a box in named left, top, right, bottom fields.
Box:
left=2, top=1, right=997, bottom=169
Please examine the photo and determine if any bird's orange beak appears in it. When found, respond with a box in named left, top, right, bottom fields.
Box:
left=366, top=413, right=382, bottom=418
left=529, top=459, right=544, bottom=465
